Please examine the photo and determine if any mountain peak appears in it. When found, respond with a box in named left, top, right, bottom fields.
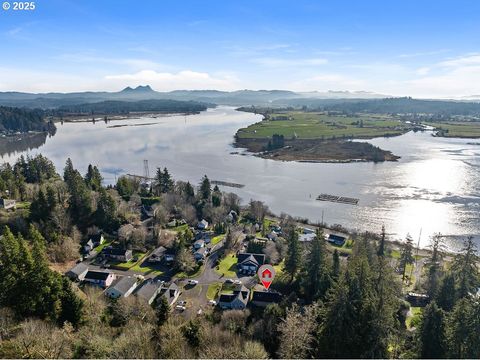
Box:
left=120, top=85, right=154, bottom=93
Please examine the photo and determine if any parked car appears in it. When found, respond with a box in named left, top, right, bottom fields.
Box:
left=175, top=305, right=186, bottom=311
left=187, top=279, right=199, bottom=285
left=224, top=279, right=234, bottom=284
left=208, top=300, right=217, bottom=306
left=233, top=279, right=242, bottom=285
left=178, top=300, right=187, bottom=306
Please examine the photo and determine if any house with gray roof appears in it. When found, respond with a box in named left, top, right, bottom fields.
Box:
left=148, top=246, right=167, bottom=263
left=219, top=284, right=250, bottom=310
left=161, top=283, right=181, bottom=306
left=66, top=262, right=89, bottom=281
left=135, top=279, right=164, bottom=305
left=105, top=276, right=139, bottom=299
left=237, top=253, right=265, bottom=275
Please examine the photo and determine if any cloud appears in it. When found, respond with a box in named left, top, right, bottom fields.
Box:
left=104, top=69, right=239, bottom=91
left=438, top=53, right=480, bottom=67
left=289, top=73, right=365, bottom=92
left=251, top=57, right=328, bottom=67
left=398, top=49, right=450, bottom=58
left=57, top=53, right=166, bottom=71
left=416, top=67, right=430, bottom=75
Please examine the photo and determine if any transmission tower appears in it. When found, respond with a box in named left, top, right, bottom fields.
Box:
left=143, top=159, right=150, bottom=180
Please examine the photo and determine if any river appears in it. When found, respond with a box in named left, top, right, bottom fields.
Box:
left=2, top=106, right=480, bottom=251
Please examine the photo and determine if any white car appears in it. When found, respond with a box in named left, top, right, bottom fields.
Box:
left=208, top=300, right=217, bottom=306
left=233, top=279, right=242, bottom=285
left=187, top=279, right=199, bottom=285
left=175, top=305, right=186, bottom=311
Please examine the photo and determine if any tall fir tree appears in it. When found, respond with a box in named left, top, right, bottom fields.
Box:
left=284, top=230, right=301, bottom=282
left=301, top=229, right=330, bottom=301
left=418, top=301, right=447, bottom=359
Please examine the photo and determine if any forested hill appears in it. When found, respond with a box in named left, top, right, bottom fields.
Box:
left=0, top=106, right=55, bottom=134
left=57, top=99, right=212, bottom=115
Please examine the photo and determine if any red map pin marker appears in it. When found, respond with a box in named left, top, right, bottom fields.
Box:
left=258, top=264, right=276, bottom=290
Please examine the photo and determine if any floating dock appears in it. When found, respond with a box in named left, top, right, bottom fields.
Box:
left=317, top=193, right=359, bottom=205
left=211, top=180, right=245, bottom=188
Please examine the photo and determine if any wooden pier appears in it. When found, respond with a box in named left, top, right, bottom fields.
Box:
left=317, top=193, right=359, bottom=205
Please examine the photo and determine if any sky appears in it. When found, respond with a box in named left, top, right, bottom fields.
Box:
left=1, top=0, right=480, bottom=98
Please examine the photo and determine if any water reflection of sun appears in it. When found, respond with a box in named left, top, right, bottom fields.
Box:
left=391, top=199, right=458, bottom=248
left=401, top=158, right=466, bottom=195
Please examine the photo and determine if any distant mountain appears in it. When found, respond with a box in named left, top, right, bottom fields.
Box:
left=298, top=90, right=390, bottom=99
left=0, top=87, right=302, bottom=108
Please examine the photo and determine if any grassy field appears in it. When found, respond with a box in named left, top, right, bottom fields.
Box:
left=110, top=251, right=147, bottom=270
left=206, top=282, right=222, bottom=300
left=215, top=253, right=238, bottom=277
left=237, top=112, right=409, bottom=140
left=427, top=121, right=480, bottom=138
left=211, top=234, right=225, bottom=245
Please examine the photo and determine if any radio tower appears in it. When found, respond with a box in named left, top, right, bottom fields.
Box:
left=143, top=159, right=150, bottom=180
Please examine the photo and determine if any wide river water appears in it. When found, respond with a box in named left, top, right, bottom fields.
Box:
left=2, top=106, right=480, bottom=251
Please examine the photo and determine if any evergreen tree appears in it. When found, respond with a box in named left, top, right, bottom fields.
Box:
left=331, top=249, right=341, bottom=280
left=183, top=181, right=195, bottom=199
left=418, top=302, right=447, bottom=359
left=451, top=236, right=479, bottom=299
left=426, top=234, right=444, bottom=297
left=94, top=188, right=119, bottom=232
left=399, top=234, right=414, bottom=283
left=377, top=225, right=386, bottom=257
left=284, top=230, right=301, bottom=282
left=301, top=229, right=330, bottom=301
left=58, top=277, right=84, bottom=327
left=161, top=167, right=174, bottom=193
left=436, top=272, right=456, bottom=312
left=200, top=175, right=211, bottom=200
left=85, top=164, right=103, bottom=191
left=156, top=296, right=170, bottom=326
left=447, top=297, right=480, bottom=358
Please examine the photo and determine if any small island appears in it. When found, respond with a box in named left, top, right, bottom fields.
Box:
left=235, top=109, right=411, bottom=162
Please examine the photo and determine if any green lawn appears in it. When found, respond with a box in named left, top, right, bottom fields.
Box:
left=130, top=261, right=165, bottom=276
left=215, top=254, right=238, bottom=277
left=211, top=234, right=225, bottom=245
left=237, top=111, right=409, bottom=140
left=206, top=282, right=222, bottom=300
left=94, top=240, right=113, bottom=253
left=171, top=223, right=189, bottom=232
left=427, top=121, right=480, bottom=138
left=110, top=251, right=147, bottom=270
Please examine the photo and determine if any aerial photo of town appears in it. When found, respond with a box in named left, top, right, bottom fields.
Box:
left=0, top=0, right=480, bottom=359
